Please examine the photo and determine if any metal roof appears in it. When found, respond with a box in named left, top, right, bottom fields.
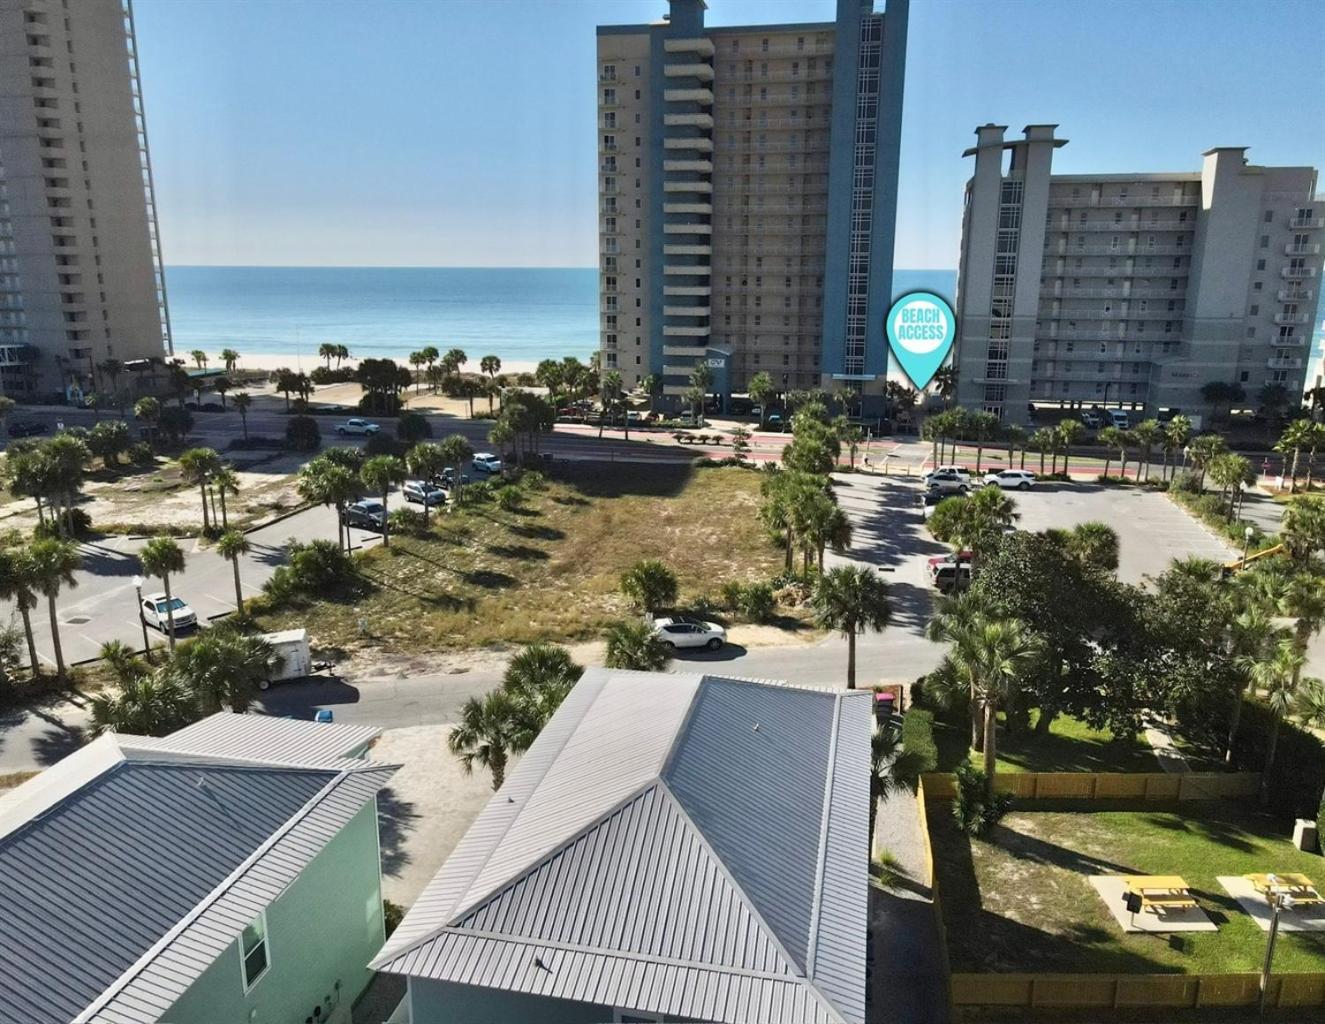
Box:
left=373, top=669, right=869, bottom=1024
left=0, top=717, right=397, bottom=1024
left=123, top=711, right=380, bottom=767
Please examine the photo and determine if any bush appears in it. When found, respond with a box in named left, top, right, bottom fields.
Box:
left=496, top=484, right=523, bottom=511
left=285, top=415, right=321, bottom=452
left=388, top=506, right=429, bottom=537
left=1225, top=698, right=1325, bottom=823
left=396, top=410, right=432, bottom=444
left=950, top=761, right=1012, bottom=836
left=1170, top=469, right=1202, bottom=494
left=358, top=393, right=402, bottom=416
left=363, top=434, right=405, bottom=459
left=721, top=580, right=775, bottom=622
left=383, top=900, right=404, bottom=938
left=310, top=366, right=355, bottom=385
left=34, top=508, right=93, bottom=540
left=900, top=708, right=939, bottom=778
left=128, top=441, right=156, bottom=466
left=463, top=480, right=493, bottom=504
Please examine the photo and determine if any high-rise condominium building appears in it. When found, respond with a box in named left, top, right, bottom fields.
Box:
left=953, top=124, right=1323, bottom=426
left=595, top=0, right=907, bottom=411
left=0, top=0, right=170, bottom=400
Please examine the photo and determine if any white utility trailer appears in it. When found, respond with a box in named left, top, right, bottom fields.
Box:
left=258, top=628, right=313, bottom=689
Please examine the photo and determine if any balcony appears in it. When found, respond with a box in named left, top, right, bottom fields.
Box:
left=1278, top=288, right=1314, bottom=302
left=1271, top=336, right=1308, bottom=348
left=663, top=159, right=713, bottom=173
left=664, top=37, right=716, bottom=56
left=664, top=62, right=714, bottom=81
left=1285, top=243, right=1321, bottom=256
left=663, top=286, right=711, bottom=296
left=1056, top=220, right=1191, bottom=233
left=664, top=344, right=708, bottom=357
left=1273, top=313, right=1309, bottom=325
left=663, top=223, right=712, bottom=235
left=1059, top=245, right=1189, bottom=257
left=1048, top=194, right=1199, bottom=208
left=663, top=202, right=712, bottom=215
left=663, top=180, right=712, bottom=194
left=1290, top=216, right=1324, bottom=229
left=664, top=137, right=713, bottom=152
left=664, top=304, right=711, bottom=318
left=1267, top=358, right=1304, bottom=370
left=1282, top=266, right=1318, bottom=279
left=664, top=88, right=714, bottom=105
left=663, top=326, right=710, bottom=340
left=664, top=112, right=714, bottom=129
left=663, top=264, right=710, bottom=276
left=663, top=244, right=712, bottom=256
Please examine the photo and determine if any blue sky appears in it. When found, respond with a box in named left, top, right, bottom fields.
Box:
left=133, top=0, right=1325, bottom=269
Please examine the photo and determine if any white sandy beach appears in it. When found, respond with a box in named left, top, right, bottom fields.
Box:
left=199, top=351, right=546, bottom=377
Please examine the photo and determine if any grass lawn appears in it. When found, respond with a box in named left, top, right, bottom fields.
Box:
left=253, top=462, right=803, bottom=653
left=934, top=711, right=1162, bottom=774
left=932, top=802, right=1325, bottom=975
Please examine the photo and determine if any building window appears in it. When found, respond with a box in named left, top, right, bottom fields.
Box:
left=240, top=912, right=270, bottom=991
left=1256, top=259, right=1266, bottom=271
left=1264, top=210, right=1273, bottom=223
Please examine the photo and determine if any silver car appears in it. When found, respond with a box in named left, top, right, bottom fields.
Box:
left=653, top=617, right=726, bottom=651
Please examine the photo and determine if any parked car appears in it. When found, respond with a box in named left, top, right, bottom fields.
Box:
left=472, top=453, right=503, bottom=473
left=1107, top=409, right=1130, bottom=429
left=928, top=551, right=973, bottom=570
left=653, top=617, right=726, bottom=651
left=438, top=467, right=470, bottom=488
left=140, top=592, right=198, bottom=633
left=341, top=498, right=386, bottom=530
left=765, top=412, right=784, bottom=430
left=929, top=563, right=972, bottom=594
left=922, top=465, right=971, bottom=485
left=403, top=480, right=447, bottom=507
left=924, top=469, right=971, bottom=495
left=983, top=469, right=1037, bottom=490
left=1080, top=412, right=1101, bottom=429
left=336, top=418, right=380, bottom=436
left=7, top=421, right=47, bottom=438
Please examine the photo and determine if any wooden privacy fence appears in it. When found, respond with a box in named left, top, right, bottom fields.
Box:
left=921, top=771, right=1261, bottom=802
left=950, top=972, right=1325, bottom=1012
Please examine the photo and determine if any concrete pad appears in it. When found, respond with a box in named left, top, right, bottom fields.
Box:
left=369, top=724, right=500, bottom=907
left=1217, top=876, right=1325, bottom=932
left=1089, top=876, right=1218, bottom=933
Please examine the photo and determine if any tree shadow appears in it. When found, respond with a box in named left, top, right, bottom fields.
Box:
left=464, top=569, right=516, bottom=590
left=485, top=544, right=549, bottom=561
left=508, top=523, right=565, bottom=542
left=551, top=460, right=693, bottom=500
left=72, top=540, right=142, bottom=578
left=669, top=642, right=749, bottom=663
left=376, top=786, right=421, bottom=878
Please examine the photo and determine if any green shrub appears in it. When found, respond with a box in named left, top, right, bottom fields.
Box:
left=363, top=433, right=405, bottom=459
left=128, top=441, right=155, bottom=466
left=900, top=708, right=938, bottom=777
left=496, top=484, right=523, bottom=511
left=1226, top=698, right=1325, bottom=823
left=1170, top=469, right=1202, bottom=494
left=951, top=761, right=1012, bottom=836
left=396, top=410, right=432, bottom=444
left=719, top=580, right=744, bottom=608
left=464, top=481, right=493, bottom=504
left=285, top=415, right=321, bottom=452
left=34, top=508, right=93, bottom=539
left=388, top=506, right=428, bottom=537
left=733, top=581, right=775, bottom=622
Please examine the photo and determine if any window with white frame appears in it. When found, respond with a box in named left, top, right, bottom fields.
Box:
left=240, top=912, right=270, bottom=990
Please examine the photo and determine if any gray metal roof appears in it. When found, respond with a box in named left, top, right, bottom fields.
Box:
left=122, top=710, right=381, bottom=766
left=373, top=669, right=870, bottom=1024
left=0, top=719, right=398, bottom=1024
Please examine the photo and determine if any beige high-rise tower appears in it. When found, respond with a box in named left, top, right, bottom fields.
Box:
left=0, top=0, right=170, bottom=401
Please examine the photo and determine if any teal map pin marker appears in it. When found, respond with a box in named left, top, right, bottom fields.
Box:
left=885, top=291, right=957, bottom=390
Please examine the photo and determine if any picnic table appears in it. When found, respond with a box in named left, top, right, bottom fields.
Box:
left=1245, top=873, right=1324, bottom=907
left=1123, top=875, right=1198, bottom=912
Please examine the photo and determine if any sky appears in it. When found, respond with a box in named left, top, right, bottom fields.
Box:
left=132, top=0, right=1325, bottom=270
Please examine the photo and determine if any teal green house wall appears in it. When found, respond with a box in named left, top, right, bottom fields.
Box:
left=165, top=800, right=385, bottom=1024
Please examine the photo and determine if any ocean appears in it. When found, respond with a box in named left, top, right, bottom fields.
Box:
left=164, top=265, right=959, bottom=367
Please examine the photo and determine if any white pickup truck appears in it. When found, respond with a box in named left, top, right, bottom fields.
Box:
left=336, top=418, right=380, bottom=436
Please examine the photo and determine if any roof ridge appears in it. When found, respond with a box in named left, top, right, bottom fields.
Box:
left=804, top=691, right=843, bottom=974
left=655, top=778, right=813, bottom=984
left=73, top=763, right=395, bottom=1023
left=118, top=741, right=396, bottom=774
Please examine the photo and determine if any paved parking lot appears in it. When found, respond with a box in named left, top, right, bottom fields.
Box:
left=1006, top=482, right=1235, bottom=583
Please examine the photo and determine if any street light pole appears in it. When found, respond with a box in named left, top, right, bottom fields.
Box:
left=133, top=575, right=151, bottom=662
left=1243, top=525, right=1255, bottom=567
left=1259, top=882, right=1295, bottom=1017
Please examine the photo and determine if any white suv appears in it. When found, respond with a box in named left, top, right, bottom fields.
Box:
left=653, top=617, right=726, bottom=651
left=141, top=592, right=198, bottom=633
left=983, top=469, right=1036, bottom=491
left=472, top=453, right=503, bottom=473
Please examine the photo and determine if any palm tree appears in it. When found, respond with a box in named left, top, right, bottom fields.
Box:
left=1188, top=433, right=1228, bottom=491
left=1280, top=495, right=1325, bottom=562
left=360, top=455, right=406, bottom=547
left=603, top=619, right=671, bottom=671
left=931, top=365, right=957, bottom=408
left=1247, top=638, right=1310, bottom=787
left=1055, top=419, right=1084, bottom=476
left=405, top=442, right=448, bottom=527
left=448, top=689, right=521, bottom=789
left=297, top=457, right=360, bottom=552
left=216, top=529, right=251, bottom=616
left=1029, top=428, right=1055, bottom=476
left=1061, top=521, right=1119, bottom=571
left=170, top=630, right=272, bottom=715
left=87, top=672, right=191, bottom=738
left=212, top=467, right=239, bottom=529
left=139, top=537, right=186, bottom=651
left=190, top=349, right=208, bottom=370
left=178, top=447, right=221, bottom=533
left=319, top=342, right=338, bottom=370
left=220, top=348, right=240, bottom=372
left=748, top=371, right=774, bottom=428
left=1228, top=602, right=1286, bottom=761
left=1276, top=419, right=1315, bottom=493
left=29, top=537, right=81, bottom=675
left=232, top=392, right=252, bottom=439
left=926, top=590, right=999, bottom=749
left=1161, top=415, right=1192, bottom=482
left=480, top=354, right=501, bottom=381
left=408, top=350, right=426, bottom=392
left=811, top=565, right=891, bottom=689
left=1131, top=419, right=1162, bottom=482
left=502, top=643, right=583, bottom=751
left=438, top=434, right=473, bottom=506
left=0, top=548, right=41, bottom=675
left=620, top=559, right=678, bottom=614
left=1097, top=426, right=1122, bottom=478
